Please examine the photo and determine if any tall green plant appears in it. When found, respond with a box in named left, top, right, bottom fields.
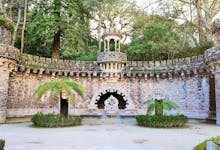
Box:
left=34, top=78, right=85, bottom=104
left=144, top=99, right=179, bottom=115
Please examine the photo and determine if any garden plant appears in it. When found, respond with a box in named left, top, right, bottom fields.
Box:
left=32, top=78, right=85, bottom=127
left=136, top=99, right=188, bottom=128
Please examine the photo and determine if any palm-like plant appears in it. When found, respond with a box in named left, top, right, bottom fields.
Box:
left=144, top=99, right=179, bottom=115
left=34, top=78, right=85, bottom=104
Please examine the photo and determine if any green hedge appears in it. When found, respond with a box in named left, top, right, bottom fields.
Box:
left=31, top=113, right=82, bottom=128
left=193, top=136, right=220, bottom=150
left=136, top=114, right=188, bottom=128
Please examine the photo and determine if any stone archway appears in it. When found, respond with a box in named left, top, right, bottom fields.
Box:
left=89, top=88, right=134, bottom=110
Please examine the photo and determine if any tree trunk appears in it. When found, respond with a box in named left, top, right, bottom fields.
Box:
left=98, top=12, right=102, bottom=52
left=0, top=0, right=6, bottom=17
left=52, top=30, right=61, bottom=59
left=21, top=0, right=27, bottom=53
left=195, top=0, right=206, bottom=42
left=155, top=100, right=163, bottom=115
left=52, top=0, right=61, bottom=59
left=9, top=0, right=14, bottom=19
left=12, top=8, right=21, bottom=46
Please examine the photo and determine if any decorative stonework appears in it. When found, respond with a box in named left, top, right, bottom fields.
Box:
left=97, top=52, right=127, bottom=63
left=89, top=88, right=134, bottom=110
left=104, top=95, right=119, bottom=115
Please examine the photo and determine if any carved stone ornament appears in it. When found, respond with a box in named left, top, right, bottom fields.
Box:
left=104, top=95, right=119, bottom=115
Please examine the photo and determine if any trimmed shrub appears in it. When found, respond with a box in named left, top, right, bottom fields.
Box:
left=31, top=113, right=82, bottom=128
left=136, top=114, right=188, bottom=128
left=193, top=136, right=220, bottom=150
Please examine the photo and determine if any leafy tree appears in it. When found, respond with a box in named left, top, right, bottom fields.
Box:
left=144, top=99, right=179, bottom=115
left=88, top=0, right=139, bottom=47
left=128, top=23, right=181, bottom=61
left=34, top=78, right=85, bottom=104
left=158, top=0, right=220, bottom=43
left=25, top=0, right=93, bottom=59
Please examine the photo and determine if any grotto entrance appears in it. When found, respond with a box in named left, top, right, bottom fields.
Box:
left=95, top=91, right=127, bottom=110
left=60, top=98, right=68, bottom=116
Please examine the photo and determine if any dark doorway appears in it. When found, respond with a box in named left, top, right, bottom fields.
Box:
left=60, top=99, right=68, bottom=116
left=209, top=76, right=216, bottom=119
left=95, top=92, right=127, bottom=109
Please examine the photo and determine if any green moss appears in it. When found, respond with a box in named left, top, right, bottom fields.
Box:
left=0, top=17, right=16, bottom=31
left=193, top=136, right=220, bottom=150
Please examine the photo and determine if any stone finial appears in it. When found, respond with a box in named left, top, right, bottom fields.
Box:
left=212, top=18, right=220, bottom=45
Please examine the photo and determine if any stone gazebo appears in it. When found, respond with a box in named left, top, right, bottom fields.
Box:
left=97, top=28, right=127, bottom=76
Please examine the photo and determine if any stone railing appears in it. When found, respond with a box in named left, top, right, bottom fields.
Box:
left=0, top=44, right=20, bottom=61
left=97, top=52, right=127, bottom=63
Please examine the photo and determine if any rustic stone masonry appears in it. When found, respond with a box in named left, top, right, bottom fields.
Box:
left=205, top=18, right=220, bottom=125
left=0, top=18, right=220, bottom=124
left=0, top=26, right=11, bottom=45
left=0, top=58, right=15, bottom=123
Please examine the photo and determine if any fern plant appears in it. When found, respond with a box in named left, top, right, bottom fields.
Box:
left=144, top=99, right=179, bottom=115
left=34, top=77, right=85, bottom=104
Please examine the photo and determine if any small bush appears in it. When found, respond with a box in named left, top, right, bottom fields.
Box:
left=136, top=114, right=188, bottom=128
left=31, top=113, right=82, bottom=128
left=193, top=136, right=220, bottom=150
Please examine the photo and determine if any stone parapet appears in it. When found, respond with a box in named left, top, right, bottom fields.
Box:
left=0, top=44, right=20, bottom=61
left=19, top=53, right=100, bottom=71
left=0, top=44, right=209, bottom=79
left=127, top=55, right=206, bottom=71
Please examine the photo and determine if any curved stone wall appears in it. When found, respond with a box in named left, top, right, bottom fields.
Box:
left=0, top=44, right=213, bottom=121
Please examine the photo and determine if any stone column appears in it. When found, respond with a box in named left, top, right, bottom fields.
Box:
left=118, top=41, right=121, bottom=52
left=205, top=18, right=220, bottom=125
left=0, top=58, right=15, bottom=123
left=107, top=39, right=110, bottom=52
left=114, top=39, right=117, bottom=52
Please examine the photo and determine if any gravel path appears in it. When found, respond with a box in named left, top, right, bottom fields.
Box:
left=0, top=118, right=220, bottom=150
